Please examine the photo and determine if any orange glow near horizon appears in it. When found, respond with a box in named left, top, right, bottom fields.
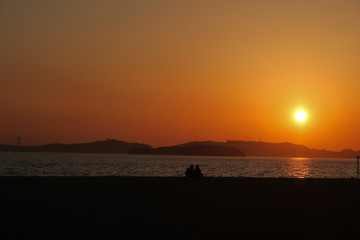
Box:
left=1, top=0, right=360, bottom=151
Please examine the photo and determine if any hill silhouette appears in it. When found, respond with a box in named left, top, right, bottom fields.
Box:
left=0, top=139, right=151, bottom=154
left=176, top=140, right=360, bottom=158
left=129, top=144, right=245, bottom=157
left=1, top=139, right=359, bottom=158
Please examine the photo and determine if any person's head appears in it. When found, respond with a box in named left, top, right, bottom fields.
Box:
left=195, top=165, right=199, bottom=169
left=190, top=164, right=194, bottom=168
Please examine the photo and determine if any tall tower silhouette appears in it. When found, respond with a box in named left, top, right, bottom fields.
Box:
left=17, top=136, right=21, bottom=147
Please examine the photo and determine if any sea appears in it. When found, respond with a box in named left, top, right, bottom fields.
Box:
left=0, top=152, right=358, bottom=178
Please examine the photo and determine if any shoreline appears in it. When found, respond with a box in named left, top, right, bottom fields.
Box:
left=1, top=177, right=360, bottom=239
left=0, top=175, right=359, bottom=179
left=1, top=150, right=358, bottom=159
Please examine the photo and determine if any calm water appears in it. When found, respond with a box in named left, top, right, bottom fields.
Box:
left=0, top=152, right=358, bottom=178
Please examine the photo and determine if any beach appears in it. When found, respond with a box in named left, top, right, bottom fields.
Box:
left=1, top=177, right=360, bottom=239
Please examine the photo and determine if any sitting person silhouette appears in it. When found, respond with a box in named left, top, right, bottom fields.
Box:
left=185, top=165, right=195, bottom=178
left=194, top=165, right=203, bottom=178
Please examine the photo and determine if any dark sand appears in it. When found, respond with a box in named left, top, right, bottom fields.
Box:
left=1, top=177, right=360, bottom=239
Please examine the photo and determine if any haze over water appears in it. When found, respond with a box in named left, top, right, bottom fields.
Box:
left=0, top=152, right=356, bottom=178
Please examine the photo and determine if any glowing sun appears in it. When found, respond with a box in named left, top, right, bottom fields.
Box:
left=295, top=110, right=306, bottom=122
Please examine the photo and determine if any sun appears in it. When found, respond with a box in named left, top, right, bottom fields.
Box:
left=295, top=110, right=306, bottom=122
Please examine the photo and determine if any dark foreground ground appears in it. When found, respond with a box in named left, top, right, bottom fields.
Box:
left=1, top=177, right=360, bottom=239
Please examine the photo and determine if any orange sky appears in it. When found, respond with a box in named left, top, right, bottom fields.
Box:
left=1, top=0, right=360, bottom=151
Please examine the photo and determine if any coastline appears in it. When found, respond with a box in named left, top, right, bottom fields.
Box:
left=1, top=177, right=360, bottom=239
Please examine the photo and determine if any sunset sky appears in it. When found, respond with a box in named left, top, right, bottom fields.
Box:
left=1, top=0, right=360, bottom=151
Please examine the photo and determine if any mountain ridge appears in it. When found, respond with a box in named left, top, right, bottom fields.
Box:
left=0, top=139, right=151, bottom=154
left=0, top=139, right=359, bottom=158
left=128, top=144, right=245, bottom=157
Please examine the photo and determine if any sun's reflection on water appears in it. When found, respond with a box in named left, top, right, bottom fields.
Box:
left=285, top=158, right=311, bottom=178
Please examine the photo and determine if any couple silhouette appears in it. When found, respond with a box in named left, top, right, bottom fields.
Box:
left=185, top=164, right=203, bottom=178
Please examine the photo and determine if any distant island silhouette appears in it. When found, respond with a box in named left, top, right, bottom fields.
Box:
left=0, top=139, right=151, bottom=154
left=128, top=144, right=245, bottom=157
left=0, top=139, right=359, bottom=158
